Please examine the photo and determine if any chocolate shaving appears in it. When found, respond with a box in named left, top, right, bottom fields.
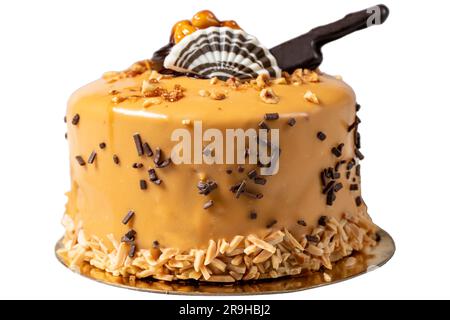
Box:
left=247, top=169, right=258, bottom=179
left=258, top=121, right=270, bottom=130
left=306, top=235, right=320, bottom=243
left=113, top=154, right=120, bottom=165
left=235, top=180, right=246, bottom=199
left=122, top=211, right=135, bottom=225
left=317, top=132, right=327, bottom=141
left=143, top=142, right=153, bottom=157
left=75, top=155, right=85, bottom=166
left=264, top=113, right=279, bottom=121
left=139, top=180, right=147, bottom=190
left=87, top=151, right=97, bottom=164
left=318, top=216, right=328, bottom=226
left=133, top=133, right=144, bottom=156
left=297, top=219, right=307, bottom=227
left=287, top=118, right=297, bottom=127
left=266, top=219, right=277, bottom=229
left=72, top=114, right=80, bottom=125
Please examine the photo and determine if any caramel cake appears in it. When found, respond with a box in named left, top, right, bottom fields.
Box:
left=58, top=6, right=389, bottom=283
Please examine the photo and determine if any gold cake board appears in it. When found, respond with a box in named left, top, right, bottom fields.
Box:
left=55, top=227, right=395, bottom=295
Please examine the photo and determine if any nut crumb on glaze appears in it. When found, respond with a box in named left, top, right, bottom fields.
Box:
left=260, top=88, right=280, bottom=104
left=304, top=90, right=320, bottom=104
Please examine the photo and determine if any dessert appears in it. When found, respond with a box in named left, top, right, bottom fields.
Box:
left=58, top=6, right=389, bottom=283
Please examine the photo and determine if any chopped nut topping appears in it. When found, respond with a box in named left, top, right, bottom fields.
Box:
left=209, top=77, right=219, bottom=85
left=111, top=96, right=126, bottom=104
left=225, top=77, right=241, bottom=89
left=304, top=90, right=320, bottom=104
left=259, top=88, right=280, bottom=104
left=198, top=89, right=210, bottom=97
left=210, top=90, right=226, bottom=100
left=143, top=97, right=162, bottom=107
left=255, top=74, right=270, bottom=89
left=141, top=80, right=156, bottom=95
left=149, top=70, right=163, bottom=82
left=273, top=77, right=287, bottom=85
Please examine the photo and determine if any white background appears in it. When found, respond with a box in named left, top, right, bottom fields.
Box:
left=0, top=0, right=449, bottom=299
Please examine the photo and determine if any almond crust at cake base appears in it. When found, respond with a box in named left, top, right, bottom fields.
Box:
left=57, top=213, right=378, bottom=283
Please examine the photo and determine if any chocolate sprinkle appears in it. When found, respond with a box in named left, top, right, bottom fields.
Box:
left=264, top=113, right=279, bottom=121
left=331, top=147, right=342, bottom=157
left=350, top=184, right=359, bottom=191
left=129, top=244, right=137, bottom=258
left=143, top=142, right=153, bottom=157
left=64, top=133, right=67, bottom=140
left=355, top=149, right=365, bottom=160
left=306, top=235, right=320, bottom=243
left=346, top=159, right=355, bottom=170
left=152, top=240, right=160, bottom=248
left=133, top=133, right=144, bottom=156
left=139, top=180, right=147, bottom=190
left=266, top=219, right=277, bottom=229
left=326, top=189, right=335, bottom=206
left=203, top=200, right=214, bottom=210
left=148, top=169, right=158, bottom=181
left=356, top=103, right=361, bottom=112
left=254, top=177, right=267, bottom=185
left=322, top=181, right=335, bottom=194
left=99, top=142, right=106, bottom=149
left=87, top=151, right=97, bottom=164
left=249, top=211, right=258, bottom=220
left=355, top=164, right=361, bottom=177
left=258, top=121, right=270, bottom=130
left=64, top=116, right=67, bottom=123
left=334, top=182, right=343, bottom=192
left=156, top=158, right=171, bottom=168
left=355, top=196, right=362, bottom=207
left=72, top=114, right=80, bottom=125
left=346, top=171, right=351, bottom=179
left=238, top=165, right=245, bottom=173
left=122, top=211, right=135, bottom=225
left=247, top=169, right=257, bottom=179
left=235, top=180, right=247, bottom=199
left=132, top=162, right=144, bottom=169
left=347, top=117, right=361, bottom=132
left=287, top=118, right=297, bottom=127
left=297, top=219, right=307, bottom=227
left=75, top=155, right=85, bottom=166
left=121, top=230, right=136, bottom=243
left=318, top=216, right=328, bottom=226
left=113, top=154, right=120, bottom=165
left=226, top=169, right=233, bottom=174
left=198, top=180, right=218, bottom=196
left=317, top=132, right=327, bottom=141
left=154, top=147, right=162, bottom=165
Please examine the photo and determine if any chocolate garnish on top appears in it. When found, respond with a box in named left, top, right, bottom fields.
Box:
left=270, top=5, right=389, bottom=72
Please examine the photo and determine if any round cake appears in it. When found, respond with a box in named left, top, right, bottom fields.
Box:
left=58, top=9, right=386, bottom=283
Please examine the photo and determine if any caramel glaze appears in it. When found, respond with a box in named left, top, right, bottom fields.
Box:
left=65, top=71, right=370, bottom=251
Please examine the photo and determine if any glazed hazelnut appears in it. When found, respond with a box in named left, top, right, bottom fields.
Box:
left=220, top=20, right=241, bottom=30
left=172, top=20, right=197, bottom=43
left=192, top=10, right=220, bottom=29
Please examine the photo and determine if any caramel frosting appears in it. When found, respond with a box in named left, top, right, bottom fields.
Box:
left=65, top=63, right=371, bottom=255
